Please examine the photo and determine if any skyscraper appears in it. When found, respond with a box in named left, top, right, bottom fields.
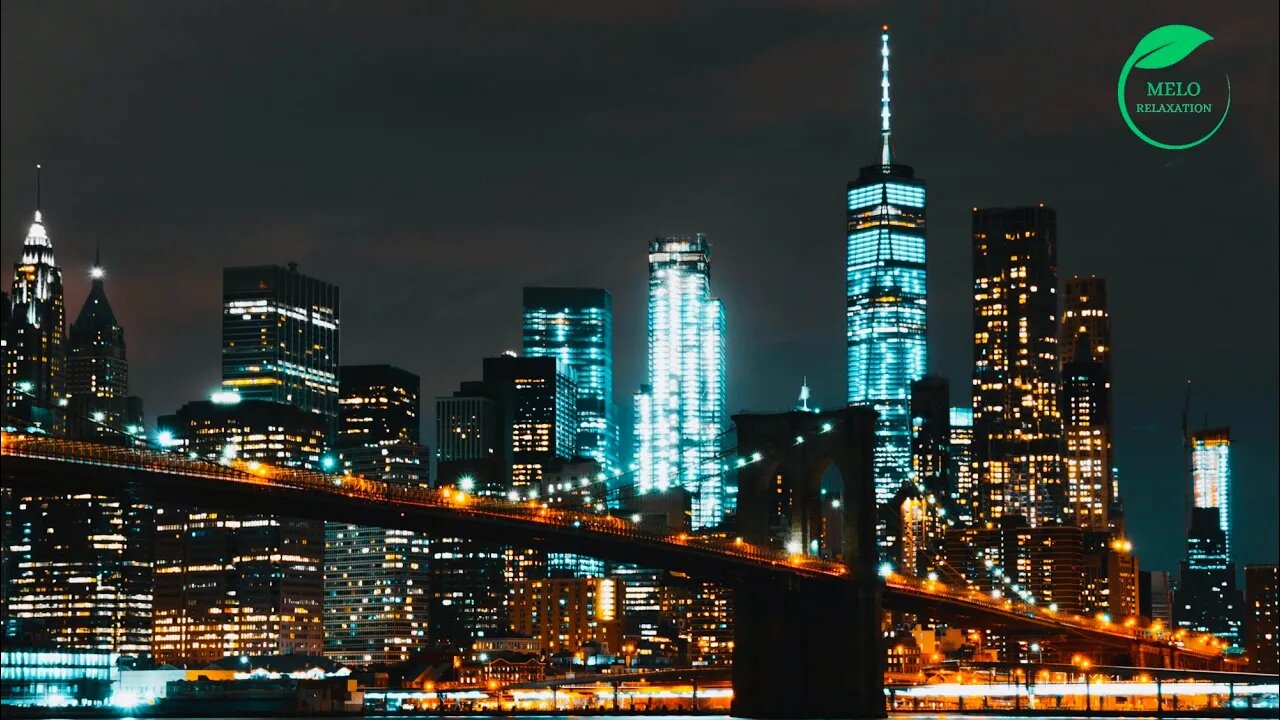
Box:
left=335, top=364, right=426, bottom=483
left=523, top=287, right=618, bottom=473
left=435, top=385, right=501, bottom=490
left=1175, top=507, right=1242, bottom=645
left=482, top=354, right=578, bottom=490
left=845, top=30, right=928, bottom=539
left=221, top=264, right=340, bottom=439
left=65, top=253, right=144, bottom=443
left=152, top=398, right=327, bottom=664
left=1060, top=276, right=1114, bottom=531
left=971, top=206, right=1064, bottom=527
left=1190, top=427, right=1231, bottom=558
left=634, top=235, right=727, bottom=531
left=3, top=169, right=65, bottom=433
left=326, top=365, right=430, bottom=665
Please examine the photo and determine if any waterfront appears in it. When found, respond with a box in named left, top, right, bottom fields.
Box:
left=19, top=714, right=1280, bottom=720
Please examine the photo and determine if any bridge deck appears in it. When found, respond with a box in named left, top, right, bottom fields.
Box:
left=0, top=432, right=1228, bottom=665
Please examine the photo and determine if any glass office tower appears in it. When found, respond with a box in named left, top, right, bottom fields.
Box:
left=522, top=287, right=618, bottom=473
left=846, top=30, right=928, bottom=541
left=634, top=235, right=727, bottom=531
left=221, top=263, right=340, bottom=439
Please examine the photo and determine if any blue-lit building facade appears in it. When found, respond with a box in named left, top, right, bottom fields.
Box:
left=522, top=287, right=618, bottom=474
left=846, top=30, right=927, bottom=547
left=634, top=235, right=727, bottom=531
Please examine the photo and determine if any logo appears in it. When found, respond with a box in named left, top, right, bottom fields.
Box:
left=1117, top=25, right=1230, bottom=150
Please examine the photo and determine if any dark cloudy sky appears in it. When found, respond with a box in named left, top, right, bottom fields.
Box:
left=3, top=1, right=1277, bottom=572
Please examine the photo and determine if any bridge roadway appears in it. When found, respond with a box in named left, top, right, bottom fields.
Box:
left=0, top=434, right=1227, bottom=666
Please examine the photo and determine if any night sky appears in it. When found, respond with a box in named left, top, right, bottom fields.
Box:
left=3, top=2, right=1276, bottom=573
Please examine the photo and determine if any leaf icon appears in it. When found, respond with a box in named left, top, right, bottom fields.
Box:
left=1130, top=24, right=1213, bottom=70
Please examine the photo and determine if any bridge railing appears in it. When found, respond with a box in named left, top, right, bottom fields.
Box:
left=0, top=432, right=1232, bottom=659
left=884, top=572, right=1227, bottom=659
left=0, top=432, right=848, bottom=578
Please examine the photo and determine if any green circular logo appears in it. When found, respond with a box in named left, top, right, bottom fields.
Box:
left=1117, top=24, right=1230, bottom=150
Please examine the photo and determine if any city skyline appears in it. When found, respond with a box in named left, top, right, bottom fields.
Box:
left=2, top=2, right=1276, bottom=576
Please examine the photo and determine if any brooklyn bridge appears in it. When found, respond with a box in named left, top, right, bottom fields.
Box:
left=1, top=406, right=1232, bottom=718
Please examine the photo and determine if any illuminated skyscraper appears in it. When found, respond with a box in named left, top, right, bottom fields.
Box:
left=3, top=168, right=65, bottom=433
left=845, top=29, right=927, bottom=539
left=1061, top=276, right=1113, bottom=531
left=335, top=364, right=426, bottom=484
left=65, top=252, right=144, bottom=443
left=221, top=264, right=340, bottom=439
left=1190, top=427, right=1231, bottom=558
left=523, top=287, right=618, bottom=473
left=971, top=206, right=1064, bottom=527
left=325, top=365, right=430, bottom=665
left=634, top=235, right=727, bottom=530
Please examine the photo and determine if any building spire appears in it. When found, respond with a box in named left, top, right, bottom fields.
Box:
left=35, top=163, right=43, bottom=221
left=879, top=26, right=892, bottom=166
left=91, top=243, right=104, bottom=281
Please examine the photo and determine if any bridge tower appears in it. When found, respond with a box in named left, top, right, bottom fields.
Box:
left=732, top=406, right=883, bottom=719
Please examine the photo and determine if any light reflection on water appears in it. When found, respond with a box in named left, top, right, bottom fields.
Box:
left=37, top=712, right=1249, bottom=717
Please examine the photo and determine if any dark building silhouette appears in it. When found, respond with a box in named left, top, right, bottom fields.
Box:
left=971, top=206, right=1064, bottom=527
left=1243, top=564, right=1278, bottom=674
left=1175, top=507, right=1242, bottom=645
left=65, top=254, right=144, bottom=443
left=1139, top=569, right=1173, bottom=625
left=910, top=375, right=950, bottom=499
